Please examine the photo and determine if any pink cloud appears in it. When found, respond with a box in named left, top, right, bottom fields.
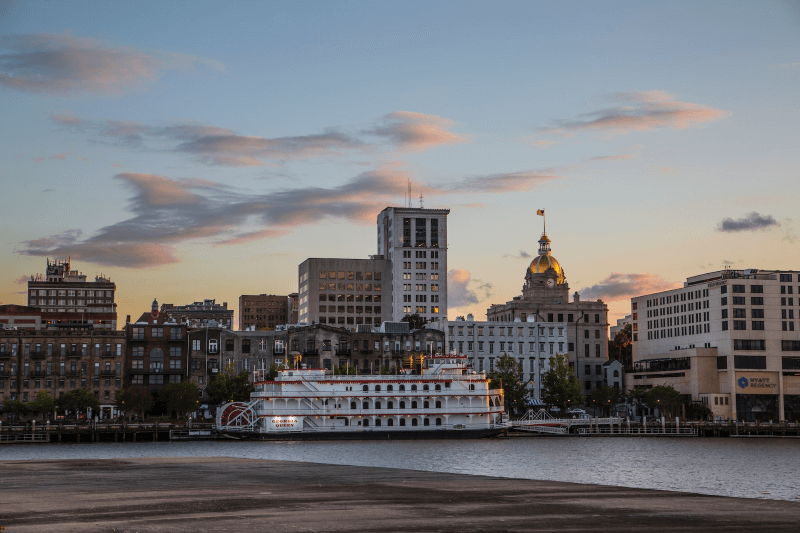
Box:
left=579, top=273, right=682, bottom=302
left=367, top=111, right=467, bottom=151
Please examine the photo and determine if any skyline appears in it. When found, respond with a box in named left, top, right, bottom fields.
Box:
left=2, top=1, right=799, bottom=326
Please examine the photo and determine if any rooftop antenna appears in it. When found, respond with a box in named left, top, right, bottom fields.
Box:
left=408, top=179, right=412, bottom=207
left=419, top=193, right=424, bottom=209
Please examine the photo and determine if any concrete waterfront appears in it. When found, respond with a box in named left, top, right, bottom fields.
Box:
left=2, top=457, right=799, bottom=532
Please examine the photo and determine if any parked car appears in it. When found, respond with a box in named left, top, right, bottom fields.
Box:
left=567, top=408, right=586, bottom=415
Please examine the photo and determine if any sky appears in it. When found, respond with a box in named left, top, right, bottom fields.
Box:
left=1, top=1, right=799, bottom=328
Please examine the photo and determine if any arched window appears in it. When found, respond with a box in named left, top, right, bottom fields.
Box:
left=411, top=401, right=418, bottom=409
left=613, top=370, right=619, bottom=377
left=435, top=418, right=442, bottom=426
left=375, top=418, right=381, bottom=427
left=363, top=419, right=370, bottom=427
left=362, top=401, right=369, bottom=409
left=375, top=401, right=382, bottom=409
left=387, top=401, right=394, bottom=409
left=375, top=358, right=380, bottom=368
left=423, top=384, right=429, bottom=391
left=362, top=385, right=369, bottom=392
left=469, top=384, right=475, bottom=391
left=435, top=401, right=441, bottom=408
left=411, top=419, right=418, bottom=426
left=375, top=385, right=381, bottom=392
left=350, top=401, right=356, bottom=409
left=387, top=384, right=393, bottom=392
left=400, top=418, right=406, bottom=426
left=399, top=385, right=406, bottom=392
left=423, top=418, right=430, bottom=426
left=435, top=384, right=441, bottom=391
left=399, top=401, right=406, bottom=409
left=388, top=418, right=394, bottom=426
left=423, top=401, right=430, bottom=409
left=411, top=384, right=417, bottom=391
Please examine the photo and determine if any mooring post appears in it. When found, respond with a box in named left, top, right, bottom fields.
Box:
left=661, top=416, right=666, bottom=433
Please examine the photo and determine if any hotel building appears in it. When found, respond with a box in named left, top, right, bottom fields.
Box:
left=627, top=268, right=800, bottom=422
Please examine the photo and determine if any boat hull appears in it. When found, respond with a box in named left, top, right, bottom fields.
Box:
left=218, top=427, right=506, bottom=441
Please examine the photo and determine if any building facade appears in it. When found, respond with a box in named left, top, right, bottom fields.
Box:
left=297, top=257, right=392, bottom=329
left=0, top=304, right=45, bottom=330
left=25, top=258, right=117, bottom=330
left=0, top=328, right=125, bottom=419
left=161, top=299, right=233, bottom=329
left=628, top=268, right=800, bottom=422
left=377, top=206, right=449, bottom=323
left=238, top=294, right=288, bottom=331
left=610, top=314, right=631, bottom=340
left=125, top=300, right=188, bottom=393
left=485, top=232, right=609, bottom=392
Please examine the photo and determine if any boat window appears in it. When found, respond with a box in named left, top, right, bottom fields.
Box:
left=350, top=402, right=356, bottom=409
left=375, top=385, right=381, bottom=392
left=375, top=419, right=381, bottom=426
left=411, top=401, right=418, bottom=409
left=423, top=418, right=430, bottom=426
left=411, top=385, right=417, bottom=391
left=435, top=401, right=441, bottom=408
left=400, top=418, right=406, bottom=426
left=399, top=385, right=405, bottom=392
left=375, top=401, right=381, bottom=409
left=362, top=401, right=369, bottom=409
left=436, top=418, right=442, bottom=426
left=400, top=401, right=405, bottom=409
left=362, top=385, right=369, bottom=392
left=469, top=384, right=475, bottom=391
left=423, top=384, right=429, bottom=391
left=388, top=418, right=394, bottom=426
left=423, top=401, right=429, bottom=409
left=387, top=385, right=393, bottom=392
left=411, top=419, right=418, bottom=426
left=435, top=384, right=441, bottom=391
left=363, top=419, right=369, bottom=427
left=387, top=401, right=394, bottom=409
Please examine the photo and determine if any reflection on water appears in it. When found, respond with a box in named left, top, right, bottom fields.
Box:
left=3, top=437, right=799, bottom=502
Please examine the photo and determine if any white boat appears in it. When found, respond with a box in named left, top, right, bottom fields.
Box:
left=215, top=354, right=510, bottom=439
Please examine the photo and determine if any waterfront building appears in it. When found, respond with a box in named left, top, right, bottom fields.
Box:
left=238, top=294, right=289, bottom=331
left=627, top=268, right=800, bottom=422
left=25, top=258, right=117, bottom=330
left=124, top=300, right=188, bottom=393
left=376, top=206, right=450, bottom=323
left=610, top=314, right=632, bottom=340
left=603, top=359, right=624, bottom=390
left=430, top=315, right=569, bottom=400
left=160, top=299, right=233, bottom=329
left=0, top=327, right=125, bottom=419
left=297, top=257, right=392, bottom=328
left=485, top=232, right=609, bottom=392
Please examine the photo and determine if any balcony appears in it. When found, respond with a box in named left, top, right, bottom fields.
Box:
left=336, top=349, right=352, bottom=356
left=0, top=370, right=13, bottom=377
left=100, top=369, right=117, bottom=376
left=303, top=348, right=319, bottom=356
left=130, top=336, right=146, bottom=342
left=0, top=352, right=10, bottom=359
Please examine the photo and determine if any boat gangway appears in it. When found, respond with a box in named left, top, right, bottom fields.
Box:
left=512, top=409, right=622, bottom=435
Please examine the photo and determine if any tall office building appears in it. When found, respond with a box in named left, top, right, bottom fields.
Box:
left=376, top=207, right=450, bottom=323
left=26, top=258, right=117, bottom=330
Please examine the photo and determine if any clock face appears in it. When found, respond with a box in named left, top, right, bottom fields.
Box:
left=547, top=279, right=555, bottom=287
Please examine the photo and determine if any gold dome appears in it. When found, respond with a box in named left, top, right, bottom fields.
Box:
left=529, top=255, right=565, bottom=283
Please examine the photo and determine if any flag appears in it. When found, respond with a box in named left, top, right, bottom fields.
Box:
left=536, top=209, right=545, bottom=216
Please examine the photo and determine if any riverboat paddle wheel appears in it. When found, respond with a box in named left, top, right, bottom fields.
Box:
left=216, top=401, right=259, bottom=431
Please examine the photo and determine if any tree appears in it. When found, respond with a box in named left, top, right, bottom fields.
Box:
left=116, top=387, right=155, bottom=421
left=57, top=389, right=100, bottom=421
left=611, top=324, right=633, bottom=368
left=333, top=364, right=359, bottom=375
left=587, top=385, right=620, bottom=416
left=645, top=385, right=684, bottom=418
left=3, top=399, right=29, bottom=422
left=159, top=382, right=200, bottom=419
left=540, top=354, right=584, bottom=413
left=205, top=365, right=254, bottom=406
left=401, top=313, right=427, bottom=330
left=29, top=391, right=56, bottom=421
left=627, top=386, right=649, bottom=418
left=488, top=354, right=527, bottom=415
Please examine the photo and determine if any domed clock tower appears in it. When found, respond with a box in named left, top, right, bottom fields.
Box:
left=522, top=232, right=569, bottom=304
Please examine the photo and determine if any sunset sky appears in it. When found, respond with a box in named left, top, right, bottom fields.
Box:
left=2, top=1, right=799, bottom=327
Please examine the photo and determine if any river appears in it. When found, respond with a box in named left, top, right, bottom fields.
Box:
left=2, top=437, right=799, bottom=502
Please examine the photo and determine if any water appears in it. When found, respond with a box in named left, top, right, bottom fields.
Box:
left=2, top=438, right=799, bottom=502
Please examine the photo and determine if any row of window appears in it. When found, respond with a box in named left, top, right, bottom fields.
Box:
left=318, top=293, right=382, bottom=302
left=130, top=374, right=182, bottom=385
left=0, top=376, right=120, bottom=390
left=449, top=341, right=571, bottom=354
left=646, top=288, right=709, bottom=307
left=0, top=360, right=121, bottom=376
left=130, top=327, right=183, bottom=340
left=488, top=313, right=601, bottom=323
left=318, top=283, right=382, bottom=292
left=0, top=342, right=123, bottom=357
left=449, top=326, right=567, bottom=337
left=318, top=271, right=382, bottom=280
left=318, top=305, right=381, bottom=314
left=646, top=324, right=710, bottom=340
left=30, top=298, right=112, bottom=306
left=29, top=289, right=113, bottom=297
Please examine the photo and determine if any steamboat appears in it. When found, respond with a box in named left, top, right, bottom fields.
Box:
left=215, top=353, right=509, bottom=439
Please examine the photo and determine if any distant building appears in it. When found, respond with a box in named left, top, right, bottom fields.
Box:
left=485, top=231, right=609, bottom=393
left=125, top=300, right=188, bottom=396
left=160, top=299, right=233, bottom=329
left=430, top=314, right=567, bottom=400
left=603, top=359, right=623, bottom=389
left=0, top=327, right=125, bottom=418
left=25, top=258, right=117, bottom=330
left=610, top=314, right=632, bottom=340
left=297, top=257, right=392, bottom=329
left=287, top=293, right=299, bottom=324
left=0, top=304, right=44, bottom=330
left=238, top=294, right=288, bottom=331
left=628, top=268, right=800, bottom=422
left=377, top=206, right=449, bottom=323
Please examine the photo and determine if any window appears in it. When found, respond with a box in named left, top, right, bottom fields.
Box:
left=132, top=327, right=145, bottom=340
left=208, top=339, right=218, bottom=353
left=733, top=339, right=766, bottom=351
left=780, top=274, right=793, bottom=282
left=752, top=321, right=765, bottom=330
left=733, top=321, right=747, bottom=330
left=734, top=355, right=766, bottom=369
left=733, top=297, right=745, bottom=305
left=751, top=285, right=763, bottom=293
left=751, top=297, right=764, bottom=306
left=169, top=346, right=181, bottom=358
left=732, top=285, right=745, bottom=293
left=152, top=327, right=163, bottom=338
left=733, top=309, right=746, bottom=318
left=782, top=341, right=800, bottom=351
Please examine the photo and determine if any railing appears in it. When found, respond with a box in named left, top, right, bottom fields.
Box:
left=577, top=427, right=697, bottom=436
left=303, top=349, right=319, bottom=355
left=251, top=406, right=505, bottom=416
left=67, top=351, right=82, bottom=358
left=0, top=433, right=50, bottom=443
left=100, top=370, right=117, bottom=376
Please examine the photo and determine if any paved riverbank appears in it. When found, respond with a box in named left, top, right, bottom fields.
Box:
left=2, top=457, right=799, bottom=532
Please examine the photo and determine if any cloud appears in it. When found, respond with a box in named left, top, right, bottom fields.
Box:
left=529, top=140, right=556, bottom=149
left=14, top=275, right=29, bottom=285
left=717, top=212, right=780, bottom=232
left=588, top=154, right=634, bottom=161
left=49, top=111, right=83, bottom=128
left=16, top=163, right=565, bottom=268
left=503, top=250, right=532, bottom=259
left=542, top=91, right=729, bottom=136
left=367, top=111, right=467, bottom=152
left=448, top=269, right=480, bottom=308
left=579, top=273, right=681, bottom=302
left=0, top=33, right=222, bottom=96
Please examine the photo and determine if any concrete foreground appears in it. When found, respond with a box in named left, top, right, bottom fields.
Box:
left=1, top=458, right=799, bottom=532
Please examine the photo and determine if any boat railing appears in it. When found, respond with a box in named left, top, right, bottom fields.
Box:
left=252, top=407, right=506, bottom=416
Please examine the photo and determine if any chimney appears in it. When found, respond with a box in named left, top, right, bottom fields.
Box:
left=126, top=315, right=131, bottom=325
left=573, top=292, right=580, bottom=303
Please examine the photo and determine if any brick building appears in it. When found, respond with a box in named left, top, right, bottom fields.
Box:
left=160, top=299, right=233, bottom=329
left=0, top=328, right=125, bottom=419
left=238, top=294, right=289, bottom=331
